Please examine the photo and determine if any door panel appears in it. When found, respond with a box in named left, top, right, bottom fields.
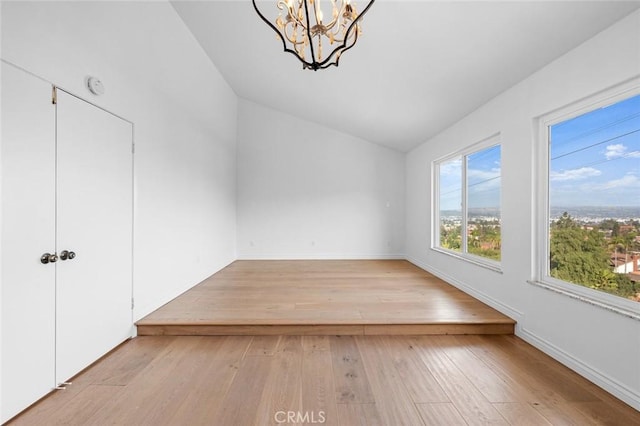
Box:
left=55, top=90, right=133, bottom=384
left=1, top=63, right=56, bottom=422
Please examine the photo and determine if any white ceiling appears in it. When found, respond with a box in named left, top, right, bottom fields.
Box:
left=172, top=1, right=640, bottom=152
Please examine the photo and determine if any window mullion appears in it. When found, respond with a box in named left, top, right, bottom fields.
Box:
left=462, top=155, right=468, bottom=255
left=433, top=162, right=440, bottom=249
left=543, top=125, right=551, bottom=280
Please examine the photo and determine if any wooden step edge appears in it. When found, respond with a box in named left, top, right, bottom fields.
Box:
left=134, top=317, right=516, bottom=326
left=136, top=322, right=515, bottom=336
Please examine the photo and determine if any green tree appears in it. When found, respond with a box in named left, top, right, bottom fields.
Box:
left=467, top=220, right=501, bottom=260
left=440, top=225, right=461, bottom=251
left=550, top=213, right=637, bottom=299
left=599, top=218, right=620, bottom=236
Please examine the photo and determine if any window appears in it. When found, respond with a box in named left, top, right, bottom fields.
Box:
left=434, top=137, right=501, bottom=267
left=540, top=90, right=640, bottom=306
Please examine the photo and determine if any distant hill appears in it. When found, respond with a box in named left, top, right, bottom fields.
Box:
left=551, top=206, right=640, bottom=220
left=440, top=206, right=640, bottom=221
left=441, top=208, right=500, bottom=219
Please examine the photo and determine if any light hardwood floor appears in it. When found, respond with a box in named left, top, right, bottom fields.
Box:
left=137, top=260, right=515, bottom=336
left=9, top=335, right=640, bottom=425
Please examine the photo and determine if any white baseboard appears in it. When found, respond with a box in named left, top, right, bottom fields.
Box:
left=133, top=257, right=236, bottom=322
left=406, top=255, right=523, bottom=322
left=406, top=255, right=640, bottom=412
left=518, top=326, right=640, bottom=411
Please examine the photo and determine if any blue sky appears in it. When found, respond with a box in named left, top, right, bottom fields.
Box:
left=439, top=145, right=501, bottom=212
left=440, top=94, right=639, bottom=213
left=550, top=93, right=640, bottom=208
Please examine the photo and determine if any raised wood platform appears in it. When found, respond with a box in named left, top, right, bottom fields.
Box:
left=136, top=260, right=515, bottom=336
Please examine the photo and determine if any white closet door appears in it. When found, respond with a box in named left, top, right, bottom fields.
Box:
left=55, top=90, right=133, bottom=385
left=1, top=64, right=56, bottom=422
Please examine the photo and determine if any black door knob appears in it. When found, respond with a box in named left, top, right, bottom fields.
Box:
left=41, top=253, right=58, bottom=264
left=60, top=250, right=77, bottom=261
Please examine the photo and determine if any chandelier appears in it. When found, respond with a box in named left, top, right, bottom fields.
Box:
left=252, top=0, right=375, bottom=71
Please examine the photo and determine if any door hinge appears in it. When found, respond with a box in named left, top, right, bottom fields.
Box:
left=131, top=298, right=135, bottom=310
left=52, top=86, right=57, bottom=105
left=132, top=142, right=135, bottom=154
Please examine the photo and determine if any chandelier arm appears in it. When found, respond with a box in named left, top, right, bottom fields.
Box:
left=343, top=0, right=374, bottom=41
left=301, top=0, right=318, bottom=67
left=278, top=1, right=308, bottom=30
left=252, top=0, right=316, bottom=69
left=314, top=31, right=355, bottom=69
left=326, top=22, right=352, bottom=44
left=327, top=10, right=354, bottom=42
left=322, top=4, right=343, bottom=34
left=312, top=0, right=374, bottom=69
left=283, top=22, right=305, bottom=45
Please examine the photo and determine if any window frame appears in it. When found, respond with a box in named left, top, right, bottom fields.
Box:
left=534, top=80, right=640, bottom=319
left=432, top=134, right=502, bottom=272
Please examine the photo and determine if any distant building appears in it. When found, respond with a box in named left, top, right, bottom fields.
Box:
left=611, top=253, right=640, bottom=274
left=619, top=224, right=635, bottom=235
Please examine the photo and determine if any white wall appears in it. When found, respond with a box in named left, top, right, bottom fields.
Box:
left=0, top=2, right=4, bottom=417
left=1, top=1, right=238, bottom=321
left=406, top=10, right=640, bottom=409
left=237, top=100, right=405, bottom=259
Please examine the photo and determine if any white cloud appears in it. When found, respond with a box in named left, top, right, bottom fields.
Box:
left=592, top=173, right=640, bottom=190
left=467, top=167, right=500, bottom=181
left=439, top=158, right=462, bottom=176
left=605, top=144, right=626, bottom=159
left=467, top=167, right=501, bottom=190
left=605, top=143, right=640, bottom=160
left=550, top=167, right=601, bottom=182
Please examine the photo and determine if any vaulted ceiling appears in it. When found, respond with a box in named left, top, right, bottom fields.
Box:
left=172, top=1, right=640, bottom=152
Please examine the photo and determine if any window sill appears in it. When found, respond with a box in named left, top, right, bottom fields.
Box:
left=527, top=279, right=640, bottom=322
left=431, top=247, right=503, bottom=274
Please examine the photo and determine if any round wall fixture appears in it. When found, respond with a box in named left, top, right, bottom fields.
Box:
left=87, top=76, right=105, bottom=96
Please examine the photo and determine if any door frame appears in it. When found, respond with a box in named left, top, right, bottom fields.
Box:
left=2, top=58, right=136, bottom=332
left=0, top=58, right=136, bottom=422
left=53, top=86, right=135, bottom=336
